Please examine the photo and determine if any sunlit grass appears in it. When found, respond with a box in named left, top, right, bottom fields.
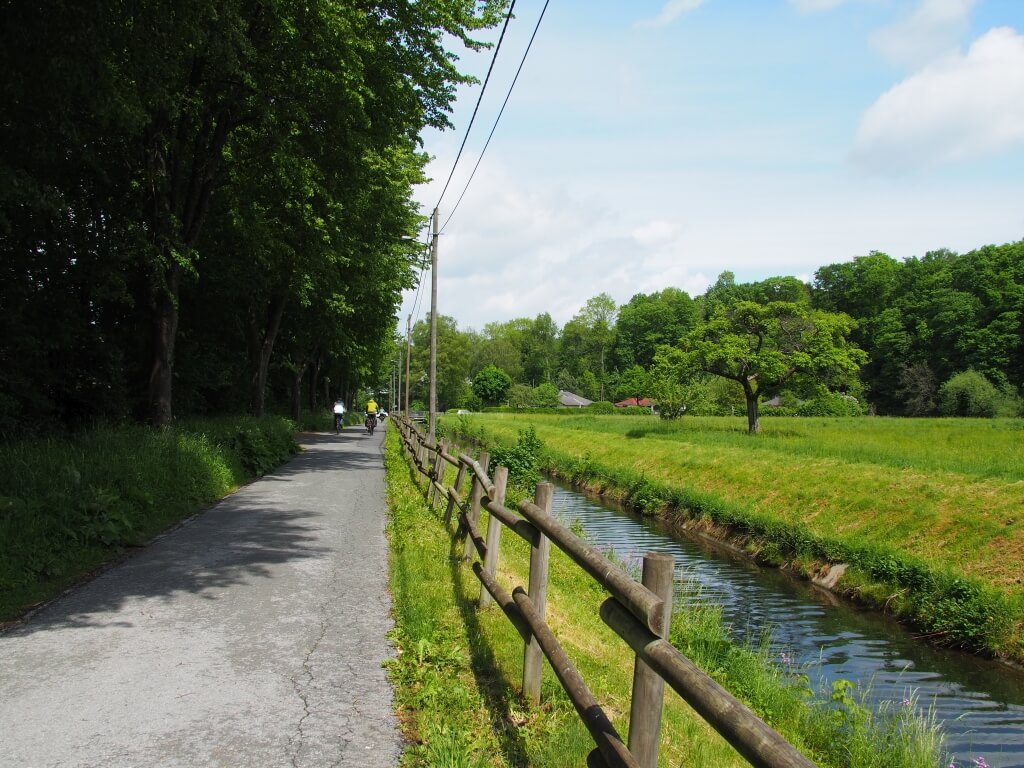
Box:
left=499, top=414, right=1024, bottom=480
left=459, top=414, right=1024, bottom=591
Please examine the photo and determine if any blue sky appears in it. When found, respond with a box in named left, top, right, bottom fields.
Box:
left=399, top=0, right=1024, bottom=331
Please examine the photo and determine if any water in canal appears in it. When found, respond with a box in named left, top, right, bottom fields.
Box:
left=548, top=482, right=1024, bottom=767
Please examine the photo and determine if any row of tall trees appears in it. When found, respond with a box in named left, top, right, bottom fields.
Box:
left=402, top=241, right=1023, bottom=429
left=0, top=0, right=509, bottom=435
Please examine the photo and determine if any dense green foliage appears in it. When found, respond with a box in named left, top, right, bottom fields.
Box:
left=813, top=244, right=1024, bottom=415
left=0, top=416, right=296, bottom=620
left=401, top=241, right=1023, bottom=421
left=0, top=0, right=508, bottom=434
left=471, top=364, right=512, bottom=406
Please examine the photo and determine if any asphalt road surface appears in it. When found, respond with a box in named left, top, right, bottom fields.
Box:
left=0, top=424, right=401, bottom=767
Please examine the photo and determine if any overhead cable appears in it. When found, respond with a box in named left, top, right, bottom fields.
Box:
left=432, top=0, right=518, bottom=211
left=440, top=0, right=551, bottom=234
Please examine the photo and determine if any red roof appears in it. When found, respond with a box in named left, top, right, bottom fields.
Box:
left=614, top=397, right=654, bottom=407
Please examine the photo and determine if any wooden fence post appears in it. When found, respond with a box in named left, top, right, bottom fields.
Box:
left=523, top=482, right=553, bottom=705
left=479, top=466, right=508, bottom=609
left=462, top=452, right=489, bottom=561
left=444, top=461, right=468, bottom=526
left=429, top=439, right=447, bottom=507
left=627, top=552, right=674, bottom=768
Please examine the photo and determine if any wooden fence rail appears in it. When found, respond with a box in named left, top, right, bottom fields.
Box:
left=393, top=415, right=817, bottom=768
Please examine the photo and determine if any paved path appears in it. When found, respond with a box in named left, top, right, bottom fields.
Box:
left=0, top=425, right=401, bottom=768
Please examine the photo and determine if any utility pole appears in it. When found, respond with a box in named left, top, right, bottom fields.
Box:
left=404, top=314, right=411, bottom=415
left=428, top=207, right=439, bottom=438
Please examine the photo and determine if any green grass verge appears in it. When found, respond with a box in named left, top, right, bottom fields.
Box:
left=441, top=414, right=1024, bottom=662
left=0, top=415, right=298, bottom=622
left=384, top=426, right=949, bottom=767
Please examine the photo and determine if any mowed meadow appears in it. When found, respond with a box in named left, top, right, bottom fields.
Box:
left=443, top=413, right=1024, bottom=659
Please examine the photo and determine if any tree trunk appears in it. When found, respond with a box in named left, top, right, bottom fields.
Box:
left=308, top=356, right=322, bottom=412
left=290, top=363, right=306, bottom=422
left=246, top=293, right=287, bottom=417
left=148, top=264, right=182, bottom=427
left=743, top=381, right=761, bottom=434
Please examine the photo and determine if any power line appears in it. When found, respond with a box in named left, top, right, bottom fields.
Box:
left=433, top=1, right=518, bottom=211
left=409, top=230, right=432, bottom=324
left=441, top=0, right=551, bottom=234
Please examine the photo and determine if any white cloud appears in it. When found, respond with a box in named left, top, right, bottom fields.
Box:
left=789, top=0, right=852, bottom=13
left=632, top=220, right=678, bottom=246
left=852, top=26, right=1024, bottom=173
left=870, top=0, right=978, bottom=68
left=635, top=0, right=707, bottom=29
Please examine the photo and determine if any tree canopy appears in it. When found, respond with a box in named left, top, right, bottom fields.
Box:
left=0, top=0, right=509, bottom=434
left=681, top=301, right=867, bottom=432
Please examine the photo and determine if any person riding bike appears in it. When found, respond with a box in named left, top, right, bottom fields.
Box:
left=365, top=398, right=379, bottom=434
left=332, top=399, right=346, bottom=433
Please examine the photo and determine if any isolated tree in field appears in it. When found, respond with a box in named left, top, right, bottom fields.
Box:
left=681, top=301, right=867, bottom=433
left=533, top=382, right=560, bottom=408
left=472, top=365, right=512, bottom=406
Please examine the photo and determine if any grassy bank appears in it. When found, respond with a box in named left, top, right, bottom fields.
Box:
left=0, top=416, right=298, bottom=622
left=385, top=426, right=949, bottom=767
left=440, top=413, right=1024, bottom=662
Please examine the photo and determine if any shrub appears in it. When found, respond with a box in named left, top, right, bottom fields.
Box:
left=0, top=417, right=297, bottom=620
left=489, top=426, right=544, bottom=488
left=796, top=392, right=866, bottom=417
left=939, top=370, right=999, bottom=417
left=587, top=400, right=615, bottom=414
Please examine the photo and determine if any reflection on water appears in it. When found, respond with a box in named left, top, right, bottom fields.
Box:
left=549, top=482, right=1024, bottom=768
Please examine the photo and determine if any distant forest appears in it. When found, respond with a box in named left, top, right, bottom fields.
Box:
left=404, top=240, right=1024, bottom=419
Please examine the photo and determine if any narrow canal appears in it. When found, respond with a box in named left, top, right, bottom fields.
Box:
left=548, top=482, right=1024, bottom=768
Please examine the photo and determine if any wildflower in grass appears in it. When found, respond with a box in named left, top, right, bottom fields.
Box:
left=779, top=651, right=792, bottom=666
left=901, top=697, right=912, bottom=706
left=973, top=758, right=989, bottom=768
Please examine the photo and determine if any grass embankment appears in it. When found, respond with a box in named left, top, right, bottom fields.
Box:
left=384, top=427, right=948, bottom=767
left=443, top=414, right=1024, bottom=662
left=0, top=416, right=298, bottom=622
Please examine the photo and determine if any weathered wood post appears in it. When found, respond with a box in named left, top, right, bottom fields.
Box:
left=414, top=435, right=425, bottom=478
left=523, top=482, right=553, bottom=705
left=437, top=438, right=449, bottom=486
left=429, top=439, right=447, bottom=507
left=479, top=466, right=508, bottom=608
left=462, top=452, right=489, bottom=560
left=444, top=460, right=468, bottom=526
left=627, top=552, right=675, bottom=768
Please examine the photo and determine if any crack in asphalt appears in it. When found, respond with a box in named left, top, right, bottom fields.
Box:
left=288, top=590, right=331, bottom=767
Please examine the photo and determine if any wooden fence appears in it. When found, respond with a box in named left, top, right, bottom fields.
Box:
left=393, top=415, right=817, bottom=768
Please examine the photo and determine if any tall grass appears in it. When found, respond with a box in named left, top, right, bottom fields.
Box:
left=532, top=414, right=1024, bottom=480
left=389, top=424, right=951, bottom=767
left=0, top=416, right=297, bottom=621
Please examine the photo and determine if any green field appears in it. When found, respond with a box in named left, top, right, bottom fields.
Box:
left=442, top=413, right=1024, bottom=660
